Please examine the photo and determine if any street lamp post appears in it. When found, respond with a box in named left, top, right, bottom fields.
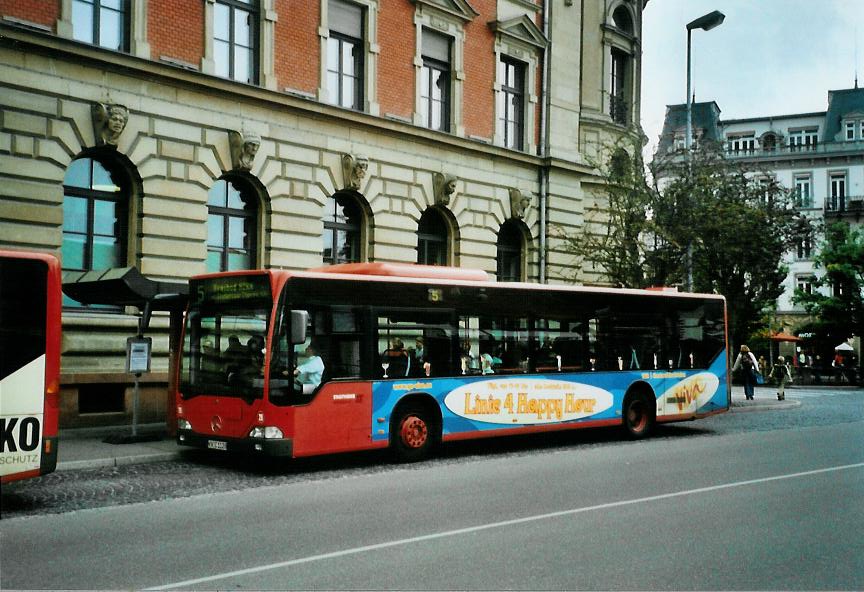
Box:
left=685, top=10, right=725, bottom=152
left=684, top=10, right=724, bottom=291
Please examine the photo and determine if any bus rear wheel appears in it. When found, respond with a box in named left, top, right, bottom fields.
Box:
left=623, top=393, right=654, bottom=439
left=392, top=405, right=436, bottom=462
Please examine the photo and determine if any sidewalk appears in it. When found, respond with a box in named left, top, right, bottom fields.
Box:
left=53, top=386, right=818, bottom=472
left=56, top=424, right=182, bottom=472
left=729, top=385, right=803, bottom=413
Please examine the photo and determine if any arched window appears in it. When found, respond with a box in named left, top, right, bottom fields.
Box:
left=62, top=157, right=127, bottom=274
left=497, top=220, right=524, bottom=282
left=207, top=177, right=258, bottom=272
left=62, top=156, right=128, bottom=308
left=612, top=6, right=633, bottom=35
left=417, top=208, right=449, bottom=266
left=323, top=193, right=363, bottom=265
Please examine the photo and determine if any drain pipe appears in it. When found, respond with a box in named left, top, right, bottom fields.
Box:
left=538, top=0, right=551, bottom=284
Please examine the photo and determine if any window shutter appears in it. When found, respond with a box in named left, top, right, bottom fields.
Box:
left=329, top=0, right=363, bottom=38
left=422, top=28, right=450, bottom=63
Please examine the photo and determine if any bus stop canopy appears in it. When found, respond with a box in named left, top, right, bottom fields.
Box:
left=62, top=267, right=187, bottom=311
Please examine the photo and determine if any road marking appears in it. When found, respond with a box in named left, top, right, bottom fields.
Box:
left=146, top=462, right=864, bottom=590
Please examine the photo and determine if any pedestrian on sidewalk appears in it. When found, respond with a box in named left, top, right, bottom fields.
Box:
left=769, top=355, right=793, bottom=401
left=732, top=345, right=759, bottom=400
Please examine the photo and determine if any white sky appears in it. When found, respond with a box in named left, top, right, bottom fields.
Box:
left=641, top=0, right=863, bottom=158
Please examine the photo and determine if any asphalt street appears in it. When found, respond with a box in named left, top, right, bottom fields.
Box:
left=1, top=387, right=862, bottom=590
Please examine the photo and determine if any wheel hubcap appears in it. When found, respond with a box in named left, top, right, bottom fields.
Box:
left=400, top=416, right=428, bottom=448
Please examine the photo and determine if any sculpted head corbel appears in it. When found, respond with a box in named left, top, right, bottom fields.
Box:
left=341, top=153, right=369, bottom=191
left=433, top=172, right=458, bottom=206
left=509, top=188, right=531, bottom=219
left=92, top=102, right=129, bottom=147
left=229, top=130, right=261, bottom=171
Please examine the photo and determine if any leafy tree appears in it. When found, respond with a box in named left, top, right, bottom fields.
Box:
left=793, top=221, right=864, bottom=339
left=561, top=143, right=809, bottom=348
left=556, top=142, right=654, bottom=288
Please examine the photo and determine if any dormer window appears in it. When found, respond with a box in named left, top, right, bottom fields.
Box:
left=844, top=118, right=864, bottom=141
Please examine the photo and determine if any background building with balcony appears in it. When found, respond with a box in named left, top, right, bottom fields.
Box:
left=656, top=86, right=864, bottom=329
left=0, top=0, right=646, bottom=429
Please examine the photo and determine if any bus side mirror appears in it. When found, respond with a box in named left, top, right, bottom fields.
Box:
left=290, top=310, right=308, bottom=344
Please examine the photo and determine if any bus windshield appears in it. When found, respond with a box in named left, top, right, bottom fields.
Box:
left=180, top=275, right=272, bottom=399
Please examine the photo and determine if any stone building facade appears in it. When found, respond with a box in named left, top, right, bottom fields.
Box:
left=0, top=0, right=645, bottom=429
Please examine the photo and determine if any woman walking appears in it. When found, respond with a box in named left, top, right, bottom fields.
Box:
left=732, top=345, right=759, bottom=400
left=770, top=356, right=793, bottom=400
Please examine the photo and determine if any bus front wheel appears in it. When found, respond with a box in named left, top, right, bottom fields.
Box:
left=391, top=405, right=436, bottom=462
left=623, top=392, right=654, bottom=439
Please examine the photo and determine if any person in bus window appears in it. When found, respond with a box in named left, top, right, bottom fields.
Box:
left=460, top=340, right=479, bottom=374
left=382, top=338, right=411, bottom=377
left=409, top=337, right=429, bottom=377
left=480, top=352, right=495, bottom=375
left=294, top=343, right=324, bottom=390
left=223, top=335, right=246, bottom=374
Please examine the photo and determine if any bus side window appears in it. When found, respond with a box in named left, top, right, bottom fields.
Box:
left=376, top=311, right=454, bottom=378
left=477, top=316, right=528, bottom=375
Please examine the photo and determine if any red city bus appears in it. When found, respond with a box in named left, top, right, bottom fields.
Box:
left=0, top=250, right=62, bottom=483
left=176, top=263, right=729, bottom=461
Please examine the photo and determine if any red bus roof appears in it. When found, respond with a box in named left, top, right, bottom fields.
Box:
left=307, top=262, right=489, bottom=282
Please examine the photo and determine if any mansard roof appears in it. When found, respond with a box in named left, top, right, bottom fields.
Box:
left=824, top=87, right=864, bottom=141
left=656, top=101, right=722, bottom=154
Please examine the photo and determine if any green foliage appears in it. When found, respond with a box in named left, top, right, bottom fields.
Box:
left=562, top=142, right=809, bottom=348
left=556, top=142, right=654, bottom=288
left=793, top=221, right=864, bottom=339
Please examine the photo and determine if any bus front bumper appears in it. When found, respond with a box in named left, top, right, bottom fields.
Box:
left=176, top=430, right=293, bottom=456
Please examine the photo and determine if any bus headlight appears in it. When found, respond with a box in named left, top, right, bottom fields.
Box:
left=248, top=426, right=284, bottom=439
left=178, top=418, right=192, bottom=431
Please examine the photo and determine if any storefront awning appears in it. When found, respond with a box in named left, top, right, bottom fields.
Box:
left=769, top=332, right=802, bottom=342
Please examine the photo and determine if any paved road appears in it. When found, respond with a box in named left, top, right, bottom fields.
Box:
left=1, top=389, right=862, bottom=590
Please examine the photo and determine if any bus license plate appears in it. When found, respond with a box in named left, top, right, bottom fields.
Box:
left=207, top=440, right=227, bottom=451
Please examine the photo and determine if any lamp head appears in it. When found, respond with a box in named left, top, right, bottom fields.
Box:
left=687, top=10, right=725, bottom=31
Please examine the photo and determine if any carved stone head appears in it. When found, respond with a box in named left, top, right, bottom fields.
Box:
left=229, top=130, right=261, bottom=171
left=509, top=188, right=531, bottom=219
left=433, top=172, right=458, bottom=206
left=92, top=102, right=129, bottom=146
left=341, top=153, right=369, bottom=191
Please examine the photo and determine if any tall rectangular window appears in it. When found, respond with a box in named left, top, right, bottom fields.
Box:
left=794, top=174, right=812, bottom=208
left=72, top=0, right=129, bottom=51
left=788, top=128, right=818, bottom=151
left=420, top=29, right=451, bottom=132
left=327, top=0, right=364, bottom=110
left=497, top=56, right=525, bottom=150
left=610, top=49, right=628, bottom=125
left=829, top=172, right=846, bottom=212
left=214, top=0, right=258, bottom=84
left=796, top=234, right=812, bottom=260
left=847, top=122, right=856, bottom=141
